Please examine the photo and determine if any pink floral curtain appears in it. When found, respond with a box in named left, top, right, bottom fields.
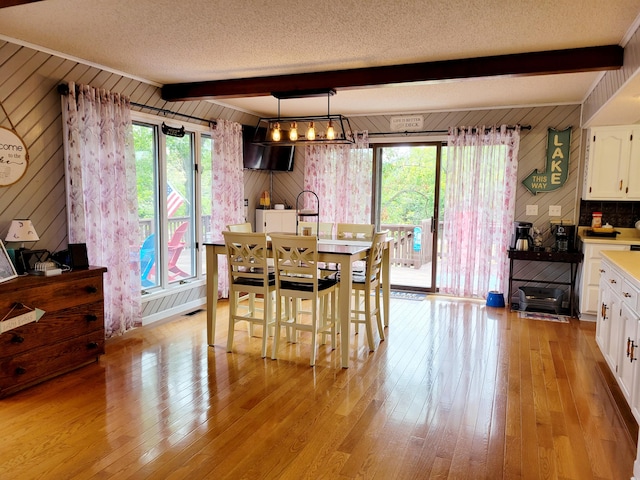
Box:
left=438, top=125, right=520, bottom=298
left=303, top=132, right=372, bottom=223
left=211, top=119, right=244, bottom=298
left=61, top=82, right=141, bottom=337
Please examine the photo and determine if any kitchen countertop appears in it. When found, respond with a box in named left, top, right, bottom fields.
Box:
left=601, top=250, right=640, bottom=281
left=578, top=227, right=640, bottom=246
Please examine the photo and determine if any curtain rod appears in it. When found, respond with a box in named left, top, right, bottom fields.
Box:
left=56, top=83, right=217, bottom=127
left=367, top=125, right=531, bottom=137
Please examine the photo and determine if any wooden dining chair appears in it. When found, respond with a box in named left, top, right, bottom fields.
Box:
left=226, top=222, right=260, bottom=334
left=337, top=223, right=375, bottom=241
left=350, top=231, right=387, bottom=350
left=227, top=222, right=252, bottom=233
left=269, top=234, right=339, bottom=366
left=337, top=223, right=375, bottom=274
left=222, top=231, right=276, bottom=358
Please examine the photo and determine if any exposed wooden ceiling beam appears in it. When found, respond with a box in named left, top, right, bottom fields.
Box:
left=161, top=45, right=623, bottom=102
left=0, top=0, right=45, bottom=8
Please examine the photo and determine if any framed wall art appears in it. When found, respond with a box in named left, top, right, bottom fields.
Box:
left=0, top=240, right=18, bottom=283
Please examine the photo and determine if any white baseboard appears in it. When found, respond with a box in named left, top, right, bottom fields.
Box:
left=141, top=297, right=206, bottom=326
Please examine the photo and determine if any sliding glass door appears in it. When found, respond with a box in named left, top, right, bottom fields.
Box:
left=374, top=143, right=443, bottom=292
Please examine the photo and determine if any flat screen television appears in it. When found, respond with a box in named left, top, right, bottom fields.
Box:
left=242, top=125, right=295, bottom=171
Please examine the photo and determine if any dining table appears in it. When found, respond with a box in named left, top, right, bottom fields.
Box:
left=204, top=235, right=391, bottom=368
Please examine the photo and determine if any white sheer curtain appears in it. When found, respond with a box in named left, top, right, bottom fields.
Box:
left=211, top=119, right=244, bottom=298
left=438, top=125, right=520, bottom=298
left=303, top=132, right=372, bottom=223
left=61, top=82, right=141, bottom=337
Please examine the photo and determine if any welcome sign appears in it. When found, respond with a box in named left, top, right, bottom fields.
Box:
left=0, top=126, right=29, bottom=186
left=522, top=127, right=571, bottom=195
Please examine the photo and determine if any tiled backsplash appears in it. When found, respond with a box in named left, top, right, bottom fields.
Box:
left=579, top=200, right=640, bottom=227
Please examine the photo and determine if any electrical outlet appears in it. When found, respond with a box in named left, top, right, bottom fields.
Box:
left=549, top=205, right=562, bottom=216
left=526, top=204, right=538, bottom=216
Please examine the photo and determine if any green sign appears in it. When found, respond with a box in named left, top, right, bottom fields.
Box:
left=522, top=127, right=571, bottom=195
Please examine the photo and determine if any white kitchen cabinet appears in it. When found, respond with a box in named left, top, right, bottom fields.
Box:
left=596, top=277, right=619, bottom=371
left=598, top=258, right=624, bottom=373
left=617, top=302, right=637, bottom=402
left=583, top=125, right=640, bottom=200
left=578, top=242, right=629, bottom=320
left=597, top=253, right=640, bottom=425
left=255, top=209, right=296, bottom=233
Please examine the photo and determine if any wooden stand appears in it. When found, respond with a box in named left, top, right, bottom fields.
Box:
left=507, top=249, right=583, bottom=317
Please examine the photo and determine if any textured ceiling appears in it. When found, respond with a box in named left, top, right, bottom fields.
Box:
left=2, top=0, right=640, bottom=122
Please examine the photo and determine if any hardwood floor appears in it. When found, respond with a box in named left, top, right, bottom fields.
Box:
left=0, top=296, right=636, bottom=479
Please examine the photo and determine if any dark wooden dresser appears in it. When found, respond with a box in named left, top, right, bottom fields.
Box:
left=0, top=267, right=107, bottom=397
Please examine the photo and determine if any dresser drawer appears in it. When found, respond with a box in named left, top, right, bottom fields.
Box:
left=0, top=331, right=104, bottom=397
left=0, top=302, right=104, bottom=358
left=0, top=274, right=104, bottom=314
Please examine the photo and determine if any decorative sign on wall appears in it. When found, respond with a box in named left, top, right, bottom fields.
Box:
left=0, top=126, right=29, bottom=187
left=522, top=127, right=571, bottom=195
left=161, top=122, right=185, bottom=137
left=390, top=115, right=424, bottom=132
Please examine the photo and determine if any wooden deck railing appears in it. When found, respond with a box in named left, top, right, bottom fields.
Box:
left=139, top=215, right=211, bottom=244
left=381, top=219, right=432, bottom=268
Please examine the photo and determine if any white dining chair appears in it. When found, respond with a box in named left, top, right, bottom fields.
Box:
left=226, top=222, right=258, bottom=335
left=350, top=231, right=387, bottom=350
left=226, top=222, right=252, bottom=233
left=223, top=231, right=275, bottom=358
left=337, top=223, right=375, bottom=241
left=270, top=234, right=339, bottom=366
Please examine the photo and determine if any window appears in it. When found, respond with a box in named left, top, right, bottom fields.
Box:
left=200, top=134, right=213, bottom=273
left=133, top=114, right=211, bottom=291
left=165, top=133, right=195, bottom=282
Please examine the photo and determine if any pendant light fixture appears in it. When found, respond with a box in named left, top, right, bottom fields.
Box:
left=252, top=89, right=354, bottom=146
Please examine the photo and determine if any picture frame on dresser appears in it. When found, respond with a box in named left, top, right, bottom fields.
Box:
left=0, top=240, right=17, bottom=284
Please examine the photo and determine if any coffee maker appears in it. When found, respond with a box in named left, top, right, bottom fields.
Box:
left=551, top=222, right=575, bottom=252
left=512, top=221, right=533, bottom=251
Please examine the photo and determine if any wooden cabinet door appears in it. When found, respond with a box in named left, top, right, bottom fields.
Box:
left=617, top=302, right=637, bottom=403
left=627, top=127, right=640, bottom=199
left=606, top=289, right=623, bottom=372
left=585, top=126, right=632, bottom=200
left=596, top=283, right=612, bottom=365
left=579, top=243, right=629, bottom=318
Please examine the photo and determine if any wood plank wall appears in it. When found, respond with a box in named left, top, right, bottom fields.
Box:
left=271, top=106, right=584, bottom=303
left=0, top=39, right=262, bottom=323
left=583, top=21, right=640, bottom=126
left=0, top=36, right=586, bottom=318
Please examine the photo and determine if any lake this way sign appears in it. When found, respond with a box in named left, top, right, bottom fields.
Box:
left=522, top=127, right=571, bottom=195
